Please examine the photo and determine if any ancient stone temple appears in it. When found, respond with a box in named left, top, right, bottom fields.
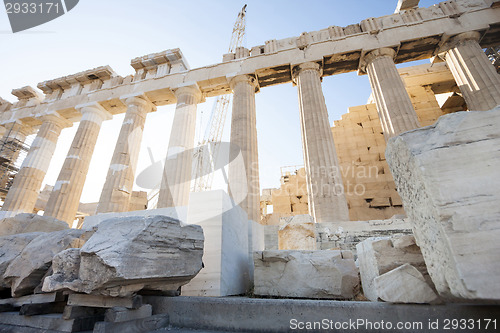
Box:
left=0, top=0, right=499, bottom=331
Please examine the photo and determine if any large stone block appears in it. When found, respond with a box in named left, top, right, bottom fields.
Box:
left=0, top=232, right=43, bottom=290
left=182, top=190, right=257, bottom=297
left=278, top=215, right=317, bottom=250
left=43, top=215, right=204, bottom=297
left=0, top=213, right=68, bottom=236
left=4, top=229, right=89, bottom=297
left=386, top=108, right=500, bottom=301
left=254, top=250, right=359, bottom=299
left=356, top=235, right=432, bottom=302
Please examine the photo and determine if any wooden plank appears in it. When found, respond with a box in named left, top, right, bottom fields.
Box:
left=67, top=294, right=142, bottom=309
left=0, top=293, right=63, bottom=307
left=62, top=305, right=105, bottom=320
left=93, top=314, right=169, bottom=333
left=20, top=301, right=66, bottom=316
left=104, top=304, right=152, bottom=323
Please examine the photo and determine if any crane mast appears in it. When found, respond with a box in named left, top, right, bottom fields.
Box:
left=191, top=5, right=247, bottom=192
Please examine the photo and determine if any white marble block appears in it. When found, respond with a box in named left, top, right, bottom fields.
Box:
left=386, top=108, right=500, bottom=301
left=182, top=190, right=255, bottom=297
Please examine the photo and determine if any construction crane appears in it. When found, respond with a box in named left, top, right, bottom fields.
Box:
left=146, top=5, right=247, bottom=208
left=191, top=4, right=247, bottom=192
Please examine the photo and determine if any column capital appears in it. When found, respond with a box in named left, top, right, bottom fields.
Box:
left=173, top=84, right=203, bottom=103
left=437, top=31, right=482, bottom=59
left=75, top=102, right=113, bottom=120
left=359, top=47, right=397, bottom=73
left=121, top=94, right=157, bottom=113
left=228, top=74, right=259, bottom=92
left=291, top=62, right=322, bottom=84
left=39, top=112, right=73, bottom=129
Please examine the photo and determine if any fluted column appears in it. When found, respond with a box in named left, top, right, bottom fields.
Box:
left=157, top=85, right=202, bottom=208
left=0, top=121, right=33, bottom=193
left=44, top=103, right=111, bottom=224
left=96, top=96, right=154, bottom=214
left=2, top=113, right=71, bottom=215
left=363, top=48, right=420, bottom=139
left=228, top=75, right=260, bottom=222
left=440, top=32, right=500, bottom=111
left=292, top=62, right=349, bottom=223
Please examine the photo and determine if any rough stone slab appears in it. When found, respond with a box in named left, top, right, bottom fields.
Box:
left=145, top=296, right=500, bottom=333
left=93, top=314, right=169, bottom=333
left=104, top=304, right=152, bottom=323
left=3, top=229, right=90, bottom=297
left=0, top=213, right=68, bottom=236
left=375, top=264, right=439, bottom=304
left=0, top=312, right=97, bottom=332
left=254, top=250, right=359, bottom=299
left=0, top=232, right=44, bottom=289
left=356, top=235, right=433, bottom=302
left=386, top=108, right=500, bottom=301
left=67, top=294, right=142, bottom=309
left=0, top=292, right=64, bottom=307
left=44, top=215, right=204, bottom=297
left=278, top=215, right=316, bottom=250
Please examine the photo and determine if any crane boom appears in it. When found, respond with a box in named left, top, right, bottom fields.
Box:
left=191, top=5, right=247, bottom=192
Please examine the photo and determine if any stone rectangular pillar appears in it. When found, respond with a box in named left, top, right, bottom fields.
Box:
left=292, top=62, right=349, bottom=223
left=2, top=113, right=71, bottom=216
left=228, top=75, right=260, bottom=223
left=157, top=85, right=202, bottom=208
left=44, top=103, right=111, bottom=225
left=440, top=32, right=500, bottom=111
left=362, top=48, right=420, bottom=139
left=96, top=96, right=155, bottom=214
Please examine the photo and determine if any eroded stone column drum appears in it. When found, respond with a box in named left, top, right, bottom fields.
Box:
left=293, top=62, right=349, bottom=223
left=228, top=75, right=260, bottom=222
left=365, top=48, right=420, bottom=139
left=157, top=86, right=201, bottom=208
left=442, top=32, right=500, bottom=111
left=2, top=114, right=69, bottom=214
left=44, top=104, right=110, bottom=224
left=96, top=96, right=153, bottom=214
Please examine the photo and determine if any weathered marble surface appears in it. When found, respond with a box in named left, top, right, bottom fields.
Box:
left=278, top=215, right=317, bottom=250
left=254, top=250, right=359, bottom=299
left=43, top=215, right=204, bottom=297
left=0, top=213, right=68, bottom=236
left=386, top=108, right=500, bottom=301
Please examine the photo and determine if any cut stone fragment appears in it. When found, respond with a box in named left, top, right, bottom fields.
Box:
left=374, top=264, right=439, bottom=304
left=43, top=215, right=204, bottom=297
left=0, top=213, right=68, bottom=236
left=254, top=250, right=359, bottom=299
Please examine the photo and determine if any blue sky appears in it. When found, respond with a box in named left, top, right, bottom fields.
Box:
left=0, top=0, right=438, bottom=203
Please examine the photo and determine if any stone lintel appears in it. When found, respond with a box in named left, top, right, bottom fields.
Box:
left=395, top=0, right=420, bottom=13
left=37, top=66, right=118, bottom=94
left=11, top=86, right=43, bottom=101
left=131, top=48, right=190, bottom=72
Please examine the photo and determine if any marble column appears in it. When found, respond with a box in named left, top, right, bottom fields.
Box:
left=440, top=31, right=500, bottom=111
left=228, top=75, right=260, bottom=222
left=96, top=96, right=154, bottom=214
left=2, top=113, right=71, bottom=215
left=44, top=103, right=111, bottom=224
left=292, top=62, right=349, bottom=223
left=157, top=85, right=202, bottom=208
left=364, top=48, right=420, bottom=139
left=0, top=121, right=33, bottom=194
